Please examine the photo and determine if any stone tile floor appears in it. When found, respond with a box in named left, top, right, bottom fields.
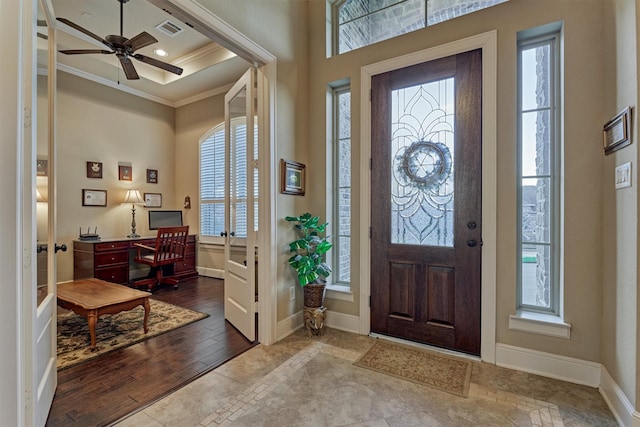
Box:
left=114, top=329, right=618, bottom=426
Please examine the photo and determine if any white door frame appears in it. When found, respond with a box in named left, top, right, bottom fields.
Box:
left=152, top=0, right=278, bottom=345
left=359, top=31, right=498, bottom=363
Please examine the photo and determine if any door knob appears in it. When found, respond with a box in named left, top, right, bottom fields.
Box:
left=467, top=239, right=477, bottom=247
left=220, top=231, right=228, bottom=237
left=230, top=231, right=236, bottom=237
left=54, top=243, right=67, bottom=253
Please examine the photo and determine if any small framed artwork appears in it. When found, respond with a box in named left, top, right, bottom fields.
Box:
left=144, top=192, right=162, bottom=208
left=603, top=107, right=632, bottom=155
left=146, top=169, right=158, bottom=184
left=280, top=159, right=305, bottom=196
left=82, top=189, right=107, bottom=207
left=36, top=159, right=48, bottom=176
left=86, top=161, right=103, bottom=179
left=118, top=165, right=132, bottom=181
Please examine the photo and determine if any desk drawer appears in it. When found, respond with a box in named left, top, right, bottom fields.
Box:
left=95, top=241, right=129, bottom=252
left=95, top=266, right=128, bottom=284
left=175, top=255, right=195, bottom=273
left=95, top=251, right=129, bottom=266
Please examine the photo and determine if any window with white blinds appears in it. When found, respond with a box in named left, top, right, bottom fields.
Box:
left=200, top=123, right=225, bottom=243
left=200, top=119, right=257, bottom=244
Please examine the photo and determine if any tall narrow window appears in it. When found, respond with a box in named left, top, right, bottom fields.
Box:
left=332, top=86, right=351, bottom=286
left=200, top=124, right=225, bottom=243
left=517, top=26, right=561, bottom=314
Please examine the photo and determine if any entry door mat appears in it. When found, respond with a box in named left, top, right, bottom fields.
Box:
left=57, top=299, right=208, bottom=370
left=354, top=339, right=472, bottom=397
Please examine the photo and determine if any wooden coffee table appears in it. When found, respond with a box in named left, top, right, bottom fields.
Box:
left=57, top=278, right=151, bottom=349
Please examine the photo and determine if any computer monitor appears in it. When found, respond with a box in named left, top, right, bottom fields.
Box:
left=148, top=210, right=183, bottom=230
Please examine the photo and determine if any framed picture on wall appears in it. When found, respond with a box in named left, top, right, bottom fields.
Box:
left=82, top=189, right=107, bottom=207
left=86, top=161, right=103, bottom=179
left=144, top=192, right=162, bottom=208
left=146, top=169, right=158, bottom=184
left=118, top=165, right=132, bottom=181
left=603, top=107, right=632, bottom=155
left=36, top=159, right=48, bottom=176
left=280, top=159, right=305, bottom=196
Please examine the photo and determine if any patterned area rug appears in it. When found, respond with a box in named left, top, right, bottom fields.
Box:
left=354, top=339, right=472, bottom=397
left=57, top=299, right=208, bottom=370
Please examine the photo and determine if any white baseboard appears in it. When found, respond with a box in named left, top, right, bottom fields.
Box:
left=325, top=310, right=359, bottom=333
left=276, top=310, right=303, bottom=341
left=197, top=267, right=224, bottom=279
left=495, top=343, right=601, bottom=387
left=276, top=309, right=359, bottom=340
left=599, top=366, right=639, bottom=427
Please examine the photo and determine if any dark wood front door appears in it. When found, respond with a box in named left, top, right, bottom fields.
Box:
left=370, top=49, right=482, bottom=355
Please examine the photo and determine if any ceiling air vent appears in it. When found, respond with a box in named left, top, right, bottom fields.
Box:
left=155, top=20, right=184, bottom=37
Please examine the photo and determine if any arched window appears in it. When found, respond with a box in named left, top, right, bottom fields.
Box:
left=200, top=123, right=225, bottom=243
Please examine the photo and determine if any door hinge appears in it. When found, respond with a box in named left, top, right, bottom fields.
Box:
left=369, top=295, right=371, bottom=307
left=369, top=158, right=372, bottom=170
left=369, top=227, right=372, bottom=239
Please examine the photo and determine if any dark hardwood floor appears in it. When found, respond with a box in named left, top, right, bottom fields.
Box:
left=46, top=276, right=256, bottom=427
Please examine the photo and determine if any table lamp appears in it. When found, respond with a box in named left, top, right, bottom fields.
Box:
left=123, top=189, right=144, bottom=238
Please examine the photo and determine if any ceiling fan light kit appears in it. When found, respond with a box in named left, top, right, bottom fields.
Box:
left=57, top=0, right=183, bottom=80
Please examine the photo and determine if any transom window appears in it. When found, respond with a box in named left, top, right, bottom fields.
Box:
left=331, top=0, right=508, bottom=56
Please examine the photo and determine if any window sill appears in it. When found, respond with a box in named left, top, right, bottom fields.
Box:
left=325, top=284, right=353, bottom=302
left=509, top=310, right=571, bottom=339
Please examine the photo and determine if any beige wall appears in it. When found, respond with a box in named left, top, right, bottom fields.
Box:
left=308, top=0, right=605, bottom=358
left=186, top=0, right=312, bottom=319
left=602, top=0, right=639, bottom=407
left=55, top=72, right=176, bottom=281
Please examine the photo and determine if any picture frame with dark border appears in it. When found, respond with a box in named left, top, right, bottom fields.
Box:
left=118, top=165, right=132, bottom=181
left=603, top=107, right=632, bottom=155
left=82, top=189, right=107, bottom=207
left=280, top=159, right=305, bottom=196
left=146, top=168, right=158, bottom=184
left=36, top=159, right=48, bottom=176
left=144, top=192, right=162, bottom=208
left=86, top=161, right=103, bottom=179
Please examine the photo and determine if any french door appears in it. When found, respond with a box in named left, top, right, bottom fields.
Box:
left=29, top=0, right=59, bottom=424
left=370, top=49, right=482, bottom=355
left=223, top=68, right=258, bottom=342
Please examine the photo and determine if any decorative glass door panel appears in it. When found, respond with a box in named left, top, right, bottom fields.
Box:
left=391, top=78, right=455, bottom=247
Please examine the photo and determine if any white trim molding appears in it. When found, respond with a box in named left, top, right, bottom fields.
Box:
left=197, top=267, right=224, bottom=279
left=325, top=311, right=359, bottom=333
left=495, top=343, right=600, bottom=387
left=599, top=366, right=639, bottom=427
left=277, top=310, right=304, bottom=341
left=509, top=311, right=571, bottom=339
left=358, top=30, right=498, bottom=363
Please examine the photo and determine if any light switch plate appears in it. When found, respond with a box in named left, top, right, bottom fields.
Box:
left=615, top=162, right=632, bottom=189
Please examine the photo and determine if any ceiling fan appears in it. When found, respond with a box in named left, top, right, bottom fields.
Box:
left=56, top=0, right=183, bottom=80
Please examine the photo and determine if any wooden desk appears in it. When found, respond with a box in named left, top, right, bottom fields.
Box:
left=57, top=278, right=151, bottom=349
left=73, top=234, right=197, bottom=285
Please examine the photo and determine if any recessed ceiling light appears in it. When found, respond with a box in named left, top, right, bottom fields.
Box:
left=153, top=49, right=168, bottom=57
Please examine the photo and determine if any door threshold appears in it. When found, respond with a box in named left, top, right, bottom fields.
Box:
left=369, top=333, right=481, bottom=362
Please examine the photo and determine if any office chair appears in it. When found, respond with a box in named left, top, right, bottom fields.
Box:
left=133, top=225, right=189, bottom=291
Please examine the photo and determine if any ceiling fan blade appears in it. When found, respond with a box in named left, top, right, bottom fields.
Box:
left=133, top=54, right=183, bottom=76
left=125, top=32, right=158, bottom=52
left=117, top=54, right=140, bottom=80
left=56, top=18, right=111, bottom=48
left=59, top=49, right=113, bottom=55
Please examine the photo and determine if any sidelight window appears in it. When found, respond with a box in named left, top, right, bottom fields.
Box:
left=517, top=24, right=562, bottom=315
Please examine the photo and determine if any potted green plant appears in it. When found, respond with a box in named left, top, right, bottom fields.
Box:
left=285, top=213, right=332, bottom=308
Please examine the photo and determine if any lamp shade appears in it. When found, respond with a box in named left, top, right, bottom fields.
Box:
left=123, top=189, right=144, bottom=204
